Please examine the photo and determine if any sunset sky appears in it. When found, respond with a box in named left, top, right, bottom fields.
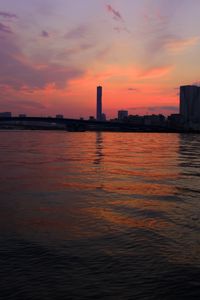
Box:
left=0, top=0, right=200, bottom=118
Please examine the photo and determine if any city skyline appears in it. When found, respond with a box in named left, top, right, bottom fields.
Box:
left=0, top=0, right=200, bottom=118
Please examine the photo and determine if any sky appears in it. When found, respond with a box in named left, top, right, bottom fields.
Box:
left=0, top=0, right=200, bottom=118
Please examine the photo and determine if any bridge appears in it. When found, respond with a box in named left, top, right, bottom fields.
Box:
left=0, top=116, right=177, bottom=132
left=0, top=116, right=119, bottom=131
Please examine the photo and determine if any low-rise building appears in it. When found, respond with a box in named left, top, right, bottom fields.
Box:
left=0, top=112, right=12, bottom=118
left=144, top=114, right=166, bottom=126
left=56, top=114, right=64, bottom=119
left=127, top=115, right=144, bottom=125
left=118, top=110, right=128, bottom=121
left=101, top=113, right=106, bottom=121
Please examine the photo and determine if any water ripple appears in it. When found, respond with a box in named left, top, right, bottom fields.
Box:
left=0, top=131, right=200, bottom=299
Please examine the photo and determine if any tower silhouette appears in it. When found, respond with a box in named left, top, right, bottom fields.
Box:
left=96, top=86, right=102, bottom=121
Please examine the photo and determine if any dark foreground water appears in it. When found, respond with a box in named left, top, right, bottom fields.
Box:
left=0, top=131, right=200, bottom=300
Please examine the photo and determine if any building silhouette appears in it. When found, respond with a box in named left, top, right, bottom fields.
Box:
left=0, top=112, right=12, bottom=118
left=118, top=110, right=128, bottom=121
left=180, top=85, right=200, bottom=127
left=56, top=114, right=64, bottom=119
left=101, top=113, right=106, bottom=121
left=96, top=86, right=102, bottom=121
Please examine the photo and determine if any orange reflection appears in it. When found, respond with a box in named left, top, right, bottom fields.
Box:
left=10, top=133, right=181, bottom=242
left=84, top=207, right=169, bottom=230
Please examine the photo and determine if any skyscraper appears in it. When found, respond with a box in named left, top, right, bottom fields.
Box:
left=96, top=86, right=102, bottom=121
left=180, top=85, right=200, bottom=125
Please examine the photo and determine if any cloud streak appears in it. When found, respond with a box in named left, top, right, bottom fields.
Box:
left=0, top=22, right=12, bottom=34
left=129, top=106, right=179, bottom=114
left=128, top=87, right=138, bottom=92
left=65, top=25, right=89, bottom=39
left=106, top=4, right=130, bottom=34
left=139, top=65, right=173, bottom=79
left=0, top=11, right=18, bottom=19
left=165, top=36, right=199, bottom=52
left=41, top=30, right=49, bottom=38
left=106, top=4, right=123, bottom=22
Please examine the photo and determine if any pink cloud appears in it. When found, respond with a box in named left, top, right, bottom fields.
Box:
left=165, top=36, right=199, bottom=52
left=0, top=22, right=12, bottom=34
left=0, top=11, right=18, bottom=19
left=0, top=33, right=85, bottom=90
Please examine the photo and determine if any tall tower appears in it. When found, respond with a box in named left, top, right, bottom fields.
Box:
left=96, top=86, right=102, bottom=121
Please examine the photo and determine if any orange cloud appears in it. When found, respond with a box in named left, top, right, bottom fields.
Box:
left=139, top=65, right=173, bottom=79
left=165, top=36, right=199, bottom=52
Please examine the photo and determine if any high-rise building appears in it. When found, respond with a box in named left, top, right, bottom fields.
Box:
left=118, top=110, right=128, bottom=121
left=180, top=85, right=200, bottom=125
left=96, top=86, right=102, bottom=121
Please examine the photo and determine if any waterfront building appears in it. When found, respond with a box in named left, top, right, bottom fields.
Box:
left=180, top=85, right=200, bottom=126
left=56, top=114, right=64, bottom=119
left=118, top=110, right=128, bottom=121
left=168, top=114, right=182, bottom=129
left=144, top=114, right=166, bottom=126
left=101, top=113, right=106, bottom=121
left=127, top=115, right=143, bottom=125
left=96, top=86, right=102, bottom=121
left=0, top=112, right=12, bottom=118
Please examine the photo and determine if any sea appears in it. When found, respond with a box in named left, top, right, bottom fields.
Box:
left=0, top=131, right=200, bottom=300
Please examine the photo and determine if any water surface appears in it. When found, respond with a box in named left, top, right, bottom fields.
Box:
left=0, top=131, right=200, bottom=299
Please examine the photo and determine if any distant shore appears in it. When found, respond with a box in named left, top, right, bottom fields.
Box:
left=0, top=126, right=198, bottom=134
left=0, top=116, right=198, bottom=133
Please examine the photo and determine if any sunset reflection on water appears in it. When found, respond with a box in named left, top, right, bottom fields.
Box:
left=0, top=132, right=186, bottom=239
left=0, top=131, right=200, bottom=299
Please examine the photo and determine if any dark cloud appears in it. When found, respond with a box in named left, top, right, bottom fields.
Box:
left=0, top=11, right=18, bottom=19
left=106, top=4, right=130, bottom=34
left=128, top=87, right=138, bottom=91
left=0, top=22, right=12, bottom=34
left=149, top=105, right=178, bottom=112
left=106, top=4, right=123, bottom=22
left=129, top=106, right=178, bottom=113
left=41, top=30, right=49, bottom=38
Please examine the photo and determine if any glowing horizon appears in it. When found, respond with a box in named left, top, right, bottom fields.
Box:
left=0, top=0, right=200, bottom=118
